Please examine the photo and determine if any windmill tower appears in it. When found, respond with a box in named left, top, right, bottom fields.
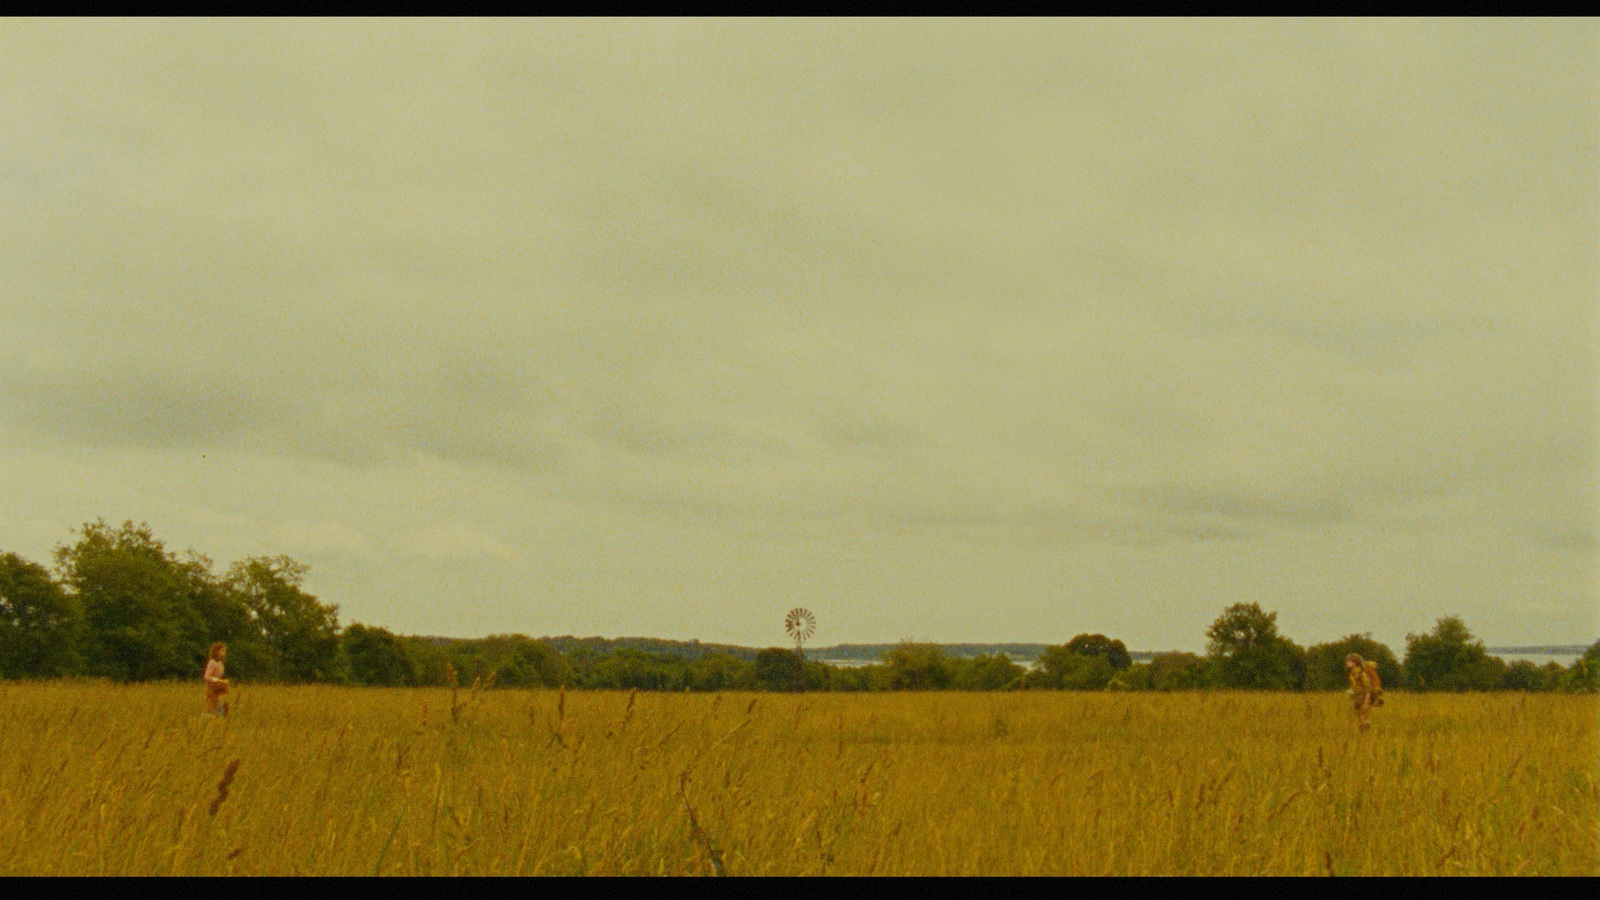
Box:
left=784, top=607, right=816, bottom=691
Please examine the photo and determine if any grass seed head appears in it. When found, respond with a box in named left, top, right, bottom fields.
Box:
left=209, top=759, right=240, bottom=816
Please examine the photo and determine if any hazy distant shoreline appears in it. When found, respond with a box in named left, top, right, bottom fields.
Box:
left=812, top=643, right=1592, bottom=665
left=431, top=636, right=1594, bottom=665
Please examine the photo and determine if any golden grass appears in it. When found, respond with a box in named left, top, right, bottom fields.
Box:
left=0, top=682, right=1593, bottom=875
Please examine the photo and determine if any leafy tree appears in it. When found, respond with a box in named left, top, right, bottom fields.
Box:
left=753, top=647, right=803, bottom=691
left=800, top=659, right=834, bottom=692
left=54, top=520, right=200, bottom=681
left=0, top=551, right=81, bottom=678
left=587, top=648, right=685, bottom=691
left=1304, top=634, right=1402, bottom=692
left=403, top=637, right=458, bottom=687
left=827, top=663, right=888, bottom=692
left=1036, top=647, right=1116, bottom=690
left=1055, top=651, right=1115, bottom=690
left=1064, top=633, right=1132, bottom=671
left=1403, top=617, right=1504, bottom=691
left=883, top=643, right=953, bottom=691
left=343, top=623, right=416, bottom=686
left=469, top=635, right=569, bottom=688
left=226, top=556, right=341, bottom=683
left=1204, top=603, right=1305, bottom=690
left=178, top=553, right=269, bottom=681
left=1147, top=652, right=1209, bottom=690
left=827, top=664, right=868, bottom=692
left=1149, top=652, right=1208, bottom=690
left=1558, top=640, right=1599, bottom=693
left=687, top=653, right=754, bottom=691
left=951, top=653, right=1025, bottom=691
left=1107, top=662, right=1152, bottom=691
left=1019, top=667, right=1057, bottom=690
left=1499, top=659, right=1558, bottom=692
left=562, top=644, right=601, bottom=686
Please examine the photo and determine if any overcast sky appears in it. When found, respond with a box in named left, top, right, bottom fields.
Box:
left=1, top=19, right=1595, bottom=651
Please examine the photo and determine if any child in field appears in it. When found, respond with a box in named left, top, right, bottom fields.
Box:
left=1344, top=653, right=1382, bottom=731
left=204, top=642, right=230, bottom=717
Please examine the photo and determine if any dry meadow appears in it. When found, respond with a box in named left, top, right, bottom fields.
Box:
left=0, top=682, right=1594, bottom=875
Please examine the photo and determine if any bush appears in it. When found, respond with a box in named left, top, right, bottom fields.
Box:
left=753, top=648, right=804, bottom=691
left=883, top=643, right=953, bottom=691
left=1558, top=641, right=1599, bottom=693
left=446, top=634, right=569, bottom=688
left=950, top=654, right=1025, bottom=691
left=1499, top=660, right=1559, bottom=691
left=587, top=648, right=685, bottom=691
left=1028, top=647, right=1114, bottom=690
left=687, top=653, right=753, bottom=691
left=1108, top=663, right=1152, bottom=691
left=1147, top=652, right=1208, bottom=691
left=342, top=624, right=415, bottom=687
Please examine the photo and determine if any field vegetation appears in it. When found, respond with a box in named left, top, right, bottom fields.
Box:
left=0, top=683, right=1594, bottom=875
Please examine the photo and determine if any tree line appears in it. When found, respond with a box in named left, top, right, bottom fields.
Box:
left=1, top=520, right=1595, bottom=693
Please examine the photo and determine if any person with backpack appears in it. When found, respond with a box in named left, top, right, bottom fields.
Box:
left=1344, top=652, right=1382, bottom=731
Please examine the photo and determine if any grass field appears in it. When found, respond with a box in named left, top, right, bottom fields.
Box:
left=0, top=682, right=1594, bottom=875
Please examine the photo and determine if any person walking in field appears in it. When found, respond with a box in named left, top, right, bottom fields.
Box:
left=1344, top=652, right=1382, bottom=732
left=204, top=642, right=230, bottom=717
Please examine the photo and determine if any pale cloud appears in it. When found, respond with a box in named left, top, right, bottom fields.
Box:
left=402, top=523, right=519, bottom=564
left=270, top=519, right=374, bottom=558
left=0, top=19, right=1593, bottom=649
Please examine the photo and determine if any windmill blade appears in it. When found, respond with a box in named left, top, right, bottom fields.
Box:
left=785, top=607, right=817, bottom=642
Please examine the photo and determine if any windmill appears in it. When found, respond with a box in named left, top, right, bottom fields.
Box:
left=784, top=607, right=816, bottom=692
left=785, top=607, right=816, bottom=656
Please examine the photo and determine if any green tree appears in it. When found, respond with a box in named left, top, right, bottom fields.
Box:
left=1064, top=633, right=1132, bottom=671
left=753, top=647, right=804, bottom=691
left=226, top=556, right=341, bottom=683
left=1204, top=603, right=1305, bottom=690
left=827, top=663, right=886, bottom=692
left=178, top=553, right=269, bottom=681
left=0, top=551, right=81, bottom=678
left=54, top=521, right=200, bottom=681
left=587, top=648, right=685, bottom=691
left=1558, top=641, right=1599, bottom=693
left=1036, top=646, right=1116, bottom=690
left=687, top=653, right=754, bottom=691
left=883, top=643, right=953, bottom=691
left=827, top=664, right=866, bottom=692
left=471, top=635, right=569, bottom=688
left=343, top=623, right=416, bottom=686
left=951, top=653, right=1025, bottom=690
left=1304, top=634, right=1402, bottom=692
left=800, top=659, right=833, bottom=692
left=403, top=637, right=458, bottom=687
left=1499, top=659, right=1558, bottom=692
left=1147, top=651, right=1208, bottom=690
left=1403, top=617, right=1503, bottom=691
left=1108, top=662, right=1152, bottom=691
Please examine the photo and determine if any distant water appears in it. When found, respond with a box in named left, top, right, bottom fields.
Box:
left=815, top=650, right=1587, bottom=669
left=1491, top=650, right=1585, bottom=666
left=815, top=657, right=1040, bottom=670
